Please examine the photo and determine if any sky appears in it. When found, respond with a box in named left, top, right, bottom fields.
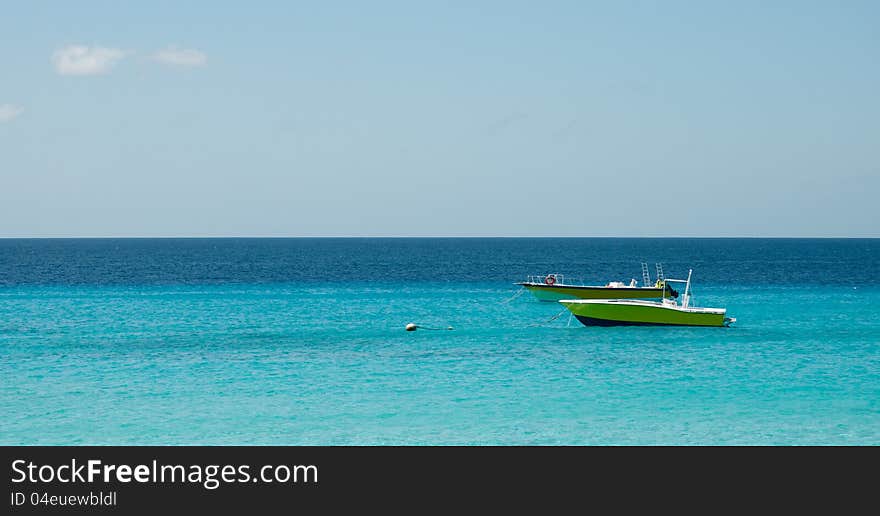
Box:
left=1, top=1, right=878, bottom=237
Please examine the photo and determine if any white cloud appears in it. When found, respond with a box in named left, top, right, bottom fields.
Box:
left=52, top=45, right=126, bottom=75
left=151, top=47, right=207, bottom=67
left=0, top=104, right=24, bottom=122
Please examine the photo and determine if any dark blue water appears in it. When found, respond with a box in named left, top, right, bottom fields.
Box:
left=2, top=238, right=878, bottom=286
left=1, top=238, right=878, bottom=444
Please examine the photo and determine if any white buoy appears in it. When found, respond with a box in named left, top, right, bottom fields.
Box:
left=405, top=323, right=418, bottom=331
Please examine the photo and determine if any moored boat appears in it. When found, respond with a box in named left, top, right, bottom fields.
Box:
left=559, top=269, right=735, bottom=327
left=516, top=263, right=677, bottom=302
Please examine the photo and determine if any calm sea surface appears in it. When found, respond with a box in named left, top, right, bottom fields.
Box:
left=1, top=238, right=878, bottom=444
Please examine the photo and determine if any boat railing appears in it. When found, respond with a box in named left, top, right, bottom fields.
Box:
left=524, top=275, right=641, bottom=287
left=661, top=270, right=694, bottom=308
left=525, top=274, right=570, bottom=286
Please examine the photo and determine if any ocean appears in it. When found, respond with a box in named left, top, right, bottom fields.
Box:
left=1, top=238, right=878, bottom=445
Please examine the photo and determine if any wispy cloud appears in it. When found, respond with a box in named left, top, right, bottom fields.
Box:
left=0, top=104, right=24, bottom=122
left=486, top=112, right=529, bottom=134
left=52, top=45, right=126, bottom=75
left=151, top=47, right=207, bottom=67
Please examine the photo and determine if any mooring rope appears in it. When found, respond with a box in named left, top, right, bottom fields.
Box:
left=407, top=307, right=570, bottom=331
left=500, top=287, right=526, bottom=304
left=527, top=308, right=568, bottom=327
left=406, top=323, right=454, bottom=331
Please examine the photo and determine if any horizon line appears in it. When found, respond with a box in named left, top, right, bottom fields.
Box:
left=1, top=235, right=878, bottom=240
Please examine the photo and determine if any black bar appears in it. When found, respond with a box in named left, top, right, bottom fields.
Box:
left=2, top=446, right=874, bottom=513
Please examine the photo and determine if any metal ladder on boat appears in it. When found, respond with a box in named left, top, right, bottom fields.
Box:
left=655, top=263, right=665, bottom=284
left=641, top=262, right=651, bottom=287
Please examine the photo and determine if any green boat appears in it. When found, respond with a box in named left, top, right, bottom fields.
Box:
left=559, top=269, right=735, bottom=327
left=516, top=263, right=677, bottom=302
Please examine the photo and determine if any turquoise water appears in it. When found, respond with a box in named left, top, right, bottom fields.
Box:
left=0, top=239, right=880, bottom=445
left=1, top=238, right=878, bottom=444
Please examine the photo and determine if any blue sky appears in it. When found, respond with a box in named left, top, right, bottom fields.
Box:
left=1, top=1, right=878, bottom=237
